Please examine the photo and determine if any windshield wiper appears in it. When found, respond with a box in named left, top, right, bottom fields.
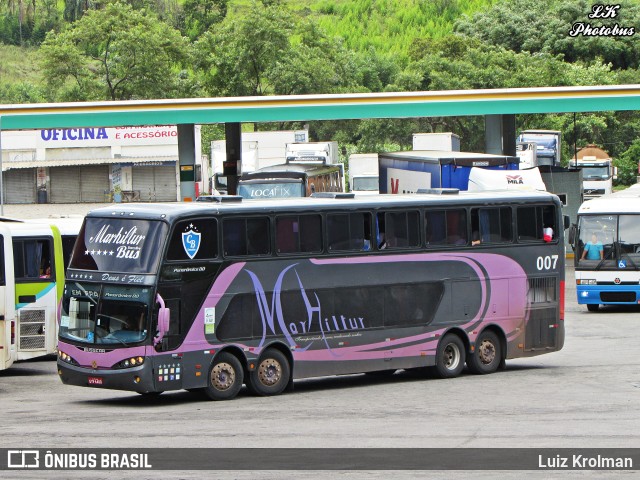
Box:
left=95, top=329, right=130, bottom=347
left=594, top=245, right=615, bottom=271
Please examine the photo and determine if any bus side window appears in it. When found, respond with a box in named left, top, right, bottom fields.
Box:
left=383, top=210, right=420, bottom=249
left=471, top=207, right=512, bottom=243
left=327, top=212, right=370, bottom=251
left=167, top=219, right=218, bottom=260
left=246, top=218, right=269, bottom=255
left=445, top=209, right=468, bottom=245
left=13, top=239, right=52, bottom=279
left=223, top=217, right=269, bottom=257
left=276, top=215, right=322, bottom=254
left=425, top=210, right=447, bottom=245
left=517, top=205, right=556, bottom=242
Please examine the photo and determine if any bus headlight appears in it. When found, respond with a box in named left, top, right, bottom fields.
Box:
left=577, top=279, right=597, bottom=285
left=58, top=350, right=79, bottom=366
left=114, top=357, right=145, bottom=369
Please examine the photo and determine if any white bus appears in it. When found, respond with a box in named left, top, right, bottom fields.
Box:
left=0, top=217, right=81, bottom=370
left=570, top=185, right=640, bottom=311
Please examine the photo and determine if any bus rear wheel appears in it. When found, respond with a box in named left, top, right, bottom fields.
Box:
left=467, top=330, right=501, bottom=375
left=248, top=349, right=290, bottom=396
left=431, top=333, right=465, bottom=379
left=204, top=352, right=244, bottom=401
left=587, top=304, right=599, bottom=312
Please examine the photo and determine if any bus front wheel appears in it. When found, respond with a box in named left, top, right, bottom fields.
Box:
left=431, top=334, right=465, bottom=379
left=204, top=352, right=244, bottom=401
left=247, top=349, right=290, bottom=396
left=467, top=330, right=501, bottom=375
left=587, top=304, right=599, bottom=312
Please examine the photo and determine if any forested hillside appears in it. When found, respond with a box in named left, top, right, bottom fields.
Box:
left=1, top=0, right=639, bottom=182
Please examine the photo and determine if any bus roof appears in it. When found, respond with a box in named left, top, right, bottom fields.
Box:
left=578, top=185, right=640, bottom=215
left=240, top=162, right=341, bottom=180
left=0, top=219, right=61, bottom=237
left=85, top=190, right=560, bottom=222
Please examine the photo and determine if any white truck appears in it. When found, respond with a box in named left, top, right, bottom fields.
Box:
left=516, top=141, right=538, bottom=169
left=210, top=130, right=308, bottom=193
left=569, top=145, right=617, bottom=200
left=516, top=130, right=562, bottom=167
left=285, top=141, right=339, bottom=164
left=348, top=153, right=379, bottom=195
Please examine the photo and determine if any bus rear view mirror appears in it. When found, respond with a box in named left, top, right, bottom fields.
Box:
left=154, top=294, right=170, bottom=346
left=568, top=224, right=577, bottom=247
left=563, top=215, right=570, bottom=230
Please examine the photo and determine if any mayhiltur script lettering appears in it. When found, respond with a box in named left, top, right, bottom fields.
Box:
left=89, top=225, right=146, bottom=245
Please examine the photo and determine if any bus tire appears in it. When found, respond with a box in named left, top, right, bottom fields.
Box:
left=587, top=304, right=599, bottom=312
left=431, top=333, right=465, bottom=379
left=467, top=330, right=501, bottom=375
left=204, top=352, right=244, bottom=401
left=248, top=349, right=290, bottom=396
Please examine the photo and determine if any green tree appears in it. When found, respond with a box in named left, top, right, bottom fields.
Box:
left=616, top=139, right=640, bottom=186
left=196, top=2, right=293, bottom=97
left=41, top=2, right=193, bottom=101
left=181, top=0, right=228, bottom=41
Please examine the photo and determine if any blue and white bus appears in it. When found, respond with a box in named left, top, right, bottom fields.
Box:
left=571, top=184, right=640, bottom=311
left=57, top=190, right=566, bottom=400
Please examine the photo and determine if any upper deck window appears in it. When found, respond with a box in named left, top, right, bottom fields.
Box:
left=167, top=219, right=218, bottom=261
left=425, top=209, right=468, bottom=246
left=70, top=218, right=167, bottom=274
left=327, top=212, right=372, bottom=251
left=376, top=211, right=420, bottom=249
left=276, top=215, right=322, bottom=254
left=223, top=217, right=270, bottom=256
left=471, top=207, right=513, bottom=244
left=517, top=205, right=556, bottom=242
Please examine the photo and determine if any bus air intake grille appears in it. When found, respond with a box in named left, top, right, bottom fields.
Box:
left=528, top=277, right=557, bottom=304
left=600, top=292, right=636, bottom=303
left=18, top=309, right=46, bottom=350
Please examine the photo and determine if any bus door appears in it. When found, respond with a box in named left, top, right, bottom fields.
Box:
left=0, top=224, right=17, bottom=370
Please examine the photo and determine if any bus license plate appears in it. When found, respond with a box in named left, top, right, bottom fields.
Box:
left=88, top=377, right=103, bottom=385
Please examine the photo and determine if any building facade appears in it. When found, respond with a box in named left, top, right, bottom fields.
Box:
left=1, top=125, right=203, bottom=204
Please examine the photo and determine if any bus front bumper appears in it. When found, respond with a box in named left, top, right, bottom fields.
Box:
left=57, top=360, right=156, bottom=394
left=576, top=285, right=640, bottom=305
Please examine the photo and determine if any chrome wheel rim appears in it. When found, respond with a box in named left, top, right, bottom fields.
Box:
left=443, top=343, right=461, bottom=370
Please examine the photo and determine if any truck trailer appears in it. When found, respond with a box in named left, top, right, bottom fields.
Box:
left=378, top=150, right=520, bottom=194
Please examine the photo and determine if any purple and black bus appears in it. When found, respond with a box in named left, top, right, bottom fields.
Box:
left=57, top=190, right=566, bottom=400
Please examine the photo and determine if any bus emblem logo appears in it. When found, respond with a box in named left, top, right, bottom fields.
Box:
left=182, top=224, right=201, bottom=259
left=614, top=277, right=621, bottom=285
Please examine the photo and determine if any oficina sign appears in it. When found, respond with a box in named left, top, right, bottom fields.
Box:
left=37, top=125, right=178, bottom=148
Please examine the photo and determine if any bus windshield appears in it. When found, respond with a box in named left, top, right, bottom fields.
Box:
left=60, top=283, right=153, bottom=346
left=70, top=218, right=167, bottom=273
left=578, top=214, right=640, bottom=266
left=238, top=182, right=304, bottom=199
